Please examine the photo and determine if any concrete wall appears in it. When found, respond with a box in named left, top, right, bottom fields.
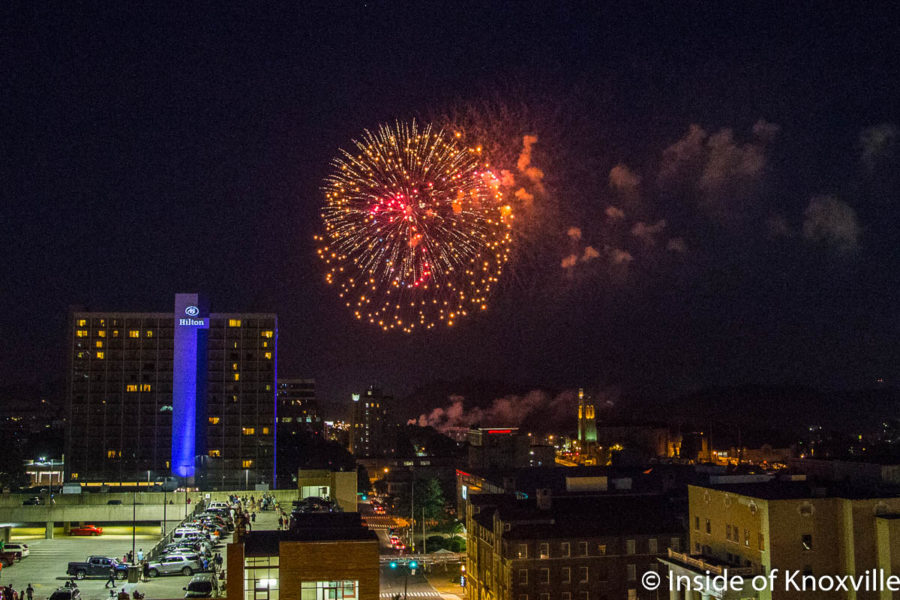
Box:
left=0, top=489, right=303, bottom=508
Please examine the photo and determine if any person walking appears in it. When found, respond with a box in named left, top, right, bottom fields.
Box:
left=136, top=548, right=144, bottom=562
left=105, top=565, right=117, bottom=588
left=25, top=585, right=33, bottom=600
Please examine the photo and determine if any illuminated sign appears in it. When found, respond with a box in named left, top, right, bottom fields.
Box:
left=172, top=293, right=209, bottom=479
left=178, top=317, right=207, bottom=327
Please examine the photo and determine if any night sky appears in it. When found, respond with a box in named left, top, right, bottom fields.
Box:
left=4, top=3, right=899, bottom=414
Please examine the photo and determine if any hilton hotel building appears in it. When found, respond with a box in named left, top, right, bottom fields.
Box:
left=65, top=293, right=278, bottom=489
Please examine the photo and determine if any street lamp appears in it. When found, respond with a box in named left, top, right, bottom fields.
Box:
left=131, top=490, right=137, bottom=565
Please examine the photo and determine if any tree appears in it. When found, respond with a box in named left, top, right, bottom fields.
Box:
left=0, top=427, right=29, bottom=490
left=396, top=475, right=446, bottom=520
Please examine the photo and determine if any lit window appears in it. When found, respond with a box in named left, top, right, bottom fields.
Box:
left=228, top=319, right=241, bottom=327
left=76, top=330, right=88, bottom=337
left=71, top=473, right=78, bottom=479
left=95, top=351, right=105, bottom=359
left=95, top=340, right=103, bottom=348
left=261, top=330, right=273, bottom=338
left=146, top=330, right=154, bottom=338
left=232, top=363, right=238, bottom=371
left=265, top=384, right=271, bottom=391
left=140, top=384, right=152, bottom=392
left=242, top=459, right=253, bottom=468
left=128, top=330, right=140, bottom=338
left=98, top=330, right=106, bottom=338
left=242, top=427, right=255, bottom=435
left=208, top=449, right=221, bottom=457
left=262, top=427, right=270, bottom=435
left=262, top=341, right=269, bottom=348
left=107, top=450, right=116, bottom=458
left=77, top=319, right=87, bottom=327
left=233, top=373, right=240, bottom=381
left=209, top=417, right=220, bottom=424
left=112, top=330, right=119, bottom=337
left=126, top=385, right=138, bottom=392
left=264, top=352, right=272, bottom=360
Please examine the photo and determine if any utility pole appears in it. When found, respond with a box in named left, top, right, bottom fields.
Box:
left=409, top=473, right=415, bottom=553
left=422, top=507, right=426, bottom=556
left=131, top=490, right=136, bottom=564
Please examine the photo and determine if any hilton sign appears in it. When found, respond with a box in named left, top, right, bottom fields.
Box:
left=179, top=317, right=207, bottom=326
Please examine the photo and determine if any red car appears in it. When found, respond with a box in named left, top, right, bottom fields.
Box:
left=70, top=525, right=103, bottom=536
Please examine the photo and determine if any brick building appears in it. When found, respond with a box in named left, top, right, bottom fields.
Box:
left=227, top=512, right=379, bottom=600
left=466, top=492, right=684, bottom=600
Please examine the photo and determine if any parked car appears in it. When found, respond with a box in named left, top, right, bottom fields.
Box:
left=147, top=554, right=203, bottom=577
left=67, top=556, right=127, bottom=579
left=49, top=588, right=82, bottom=600
left=183, top=573, right=220, bottom=598
left=22, top=496, right=42, bottom=505
left=70, top=524, right=103, bottom=536
left=0, top=551, right=20, bottom=567
left=4, top=543, right=29, bottom=558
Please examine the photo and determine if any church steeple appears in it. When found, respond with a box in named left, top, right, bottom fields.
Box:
left=577, top=387, right=597, bottom=443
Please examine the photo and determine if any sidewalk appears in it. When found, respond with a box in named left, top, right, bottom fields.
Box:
left=424, top=570, right=466, bottom=599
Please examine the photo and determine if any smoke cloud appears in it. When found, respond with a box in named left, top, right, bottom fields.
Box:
left=582, top=246, right=600, bottom=262
left=605, top=206, right=625, bottom=220
left=517, top=134, right=545, bottom=191
left=609, top=163, right=641, bottom=194
left=515, top=187, right=534, bottom=205
left=561, top=254, right=578, bottom=269
left=859, top=123, right=898, bottom=172
left=660, top=119, right=779, bottom=203
left=802, top=195, right=861, bottom=253
left=609, top=248, right=634, bottom=265
left=666, top=237, right=687, bottom=253
left=410, top=390, right=581, bottom=432
left=631, top=219, right=667, bottom=244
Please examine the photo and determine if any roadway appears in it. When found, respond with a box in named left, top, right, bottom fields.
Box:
left=359, top=501, right=461, bottom=600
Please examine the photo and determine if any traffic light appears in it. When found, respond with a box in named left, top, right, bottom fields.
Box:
left=408, top=560, right=418, bottom=569
left=389, top=561, right=398, bottom=569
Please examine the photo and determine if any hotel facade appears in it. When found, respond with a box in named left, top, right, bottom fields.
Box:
left=65, top=293, right=278, bottom=489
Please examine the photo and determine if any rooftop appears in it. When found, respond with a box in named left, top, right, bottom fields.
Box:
left=695, top=481, right=900, bottom=501
left=471, top=493, right=683, bottom=539
left=241, top=513, right=377, bottom=556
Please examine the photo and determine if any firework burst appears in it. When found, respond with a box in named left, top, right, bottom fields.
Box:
left=316, top=121, right=513, bottom=332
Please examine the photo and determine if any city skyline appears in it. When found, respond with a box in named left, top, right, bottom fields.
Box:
left=5, top=4, right=900, bottom=409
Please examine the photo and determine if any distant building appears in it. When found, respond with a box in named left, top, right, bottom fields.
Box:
left=787, top=457, right=900, bottom=487
left=65, top=294, right=278, bottom=488
left=577, top=388, right=597, bottom=444
left=227, top=512, right=379, bottom=600
left=349, top=386, right=394, bottom=457
left=277, top=379, right=320, bottom=433
left=661, top=481, right=900, bottom=599
left=466, top=492, right=684, bottom=600
left=594, top=423, right=681, bottom=459
left=467, top=427, right=553, bottom=472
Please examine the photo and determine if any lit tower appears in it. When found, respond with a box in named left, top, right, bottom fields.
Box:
left=577, top=388, right=596, bottom=443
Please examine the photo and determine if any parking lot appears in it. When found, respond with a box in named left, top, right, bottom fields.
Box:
left=4, top=525, right=231, bottom=600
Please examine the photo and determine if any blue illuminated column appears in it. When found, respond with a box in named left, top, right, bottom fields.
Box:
left=172, top=293, right=209, bottom=480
